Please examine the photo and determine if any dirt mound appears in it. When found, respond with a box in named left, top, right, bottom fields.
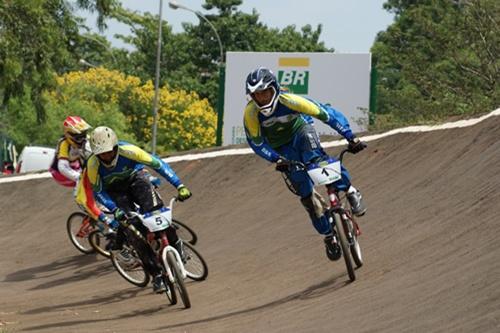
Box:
left=1, top=117, right=499, bottom=332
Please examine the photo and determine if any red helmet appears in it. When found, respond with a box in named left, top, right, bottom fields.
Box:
left=63, top=116, right=91, bottom=147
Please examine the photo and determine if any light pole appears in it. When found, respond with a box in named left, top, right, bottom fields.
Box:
left=168, top=0, right=225, bottom=146
left=151, top=0, right=164, bottom=155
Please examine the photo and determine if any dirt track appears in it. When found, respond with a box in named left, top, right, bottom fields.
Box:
left=1, top=116, right=500, bottom=332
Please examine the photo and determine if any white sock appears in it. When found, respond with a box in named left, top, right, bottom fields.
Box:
left=347, top=185, right=357, bottom=194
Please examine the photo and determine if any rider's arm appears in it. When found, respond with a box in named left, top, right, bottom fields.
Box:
left=281, top=94, right=356, bottom=141
left=119, top=144, right=182, bottom=188
left=58, top=159, right=80, bottom=182
left=243, top=104, right=281, bottom=163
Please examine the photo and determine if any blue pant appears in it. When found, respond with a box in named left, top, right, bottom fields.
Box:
left=276, top=124, right=352, bottom=235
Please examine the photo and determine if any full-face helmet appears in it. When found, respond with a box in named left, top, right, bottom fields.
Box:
left=246, top=67, right=280, bottom=116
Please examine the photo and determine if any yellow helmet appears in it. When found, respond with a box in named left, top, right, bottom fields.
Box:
left=63, top=116, right=92, bottom=147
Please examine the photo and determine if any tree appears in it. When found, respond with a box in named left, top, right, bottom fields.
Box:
left=113, top=0, right=331, bottom=107
left=0, top=0, right=117, bottom=126
left=372, top=0, right=499, bottom=128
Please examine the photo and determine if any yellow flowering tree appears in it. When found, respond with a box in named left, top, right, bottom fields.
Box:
left=46, top=67, right=216, bottom=152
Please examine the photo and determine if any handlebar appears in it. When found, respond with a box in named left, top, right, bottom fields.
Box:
left=281, top=148, right=353, bottom=172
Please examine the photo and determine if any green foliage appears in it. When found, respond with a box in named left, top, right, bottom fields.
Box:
left=113, top=1, right=331, bottom=107
left=372, top=0, right=499, bottom=129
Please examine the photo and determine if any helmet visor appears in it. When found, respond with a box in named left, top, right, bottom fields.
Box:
left=71, top=132, right=87, bottom=144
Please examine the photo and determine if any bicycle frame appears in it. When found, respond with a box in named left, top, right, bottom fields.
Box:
left=127, top=197, right=188, bottom=282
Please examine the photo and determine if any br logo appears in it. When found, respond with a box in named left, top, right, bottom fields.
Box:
left=278, top=70, right=309, bottom=94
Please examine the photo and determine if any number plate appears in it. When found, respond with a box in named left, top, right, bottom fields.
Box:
left=306, top=158, right=342, bottom=186
left=142, top=207, right=172, bottom=232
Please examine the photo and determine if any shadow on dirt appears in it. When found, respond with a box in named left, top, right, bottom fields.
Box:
left=157, top=273, right=349, bottom=331
left=4, top=254, right=114, bottom=291
left=22, top=286, right=147, bottom=316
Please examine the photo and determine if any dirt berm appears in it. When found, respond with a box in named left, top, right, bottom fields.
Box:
left=1, top=116, right=499, bottom=333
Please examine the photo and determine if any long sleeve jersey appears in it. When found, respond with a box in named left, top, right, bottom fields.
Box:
left=75, top=141, right=181, bottom=223
left=243, top=92, right=356, bottom=163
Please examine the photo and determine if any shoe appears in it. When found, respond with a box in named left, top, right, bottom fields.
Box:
left=152, top=275, right=167, bottom=293
left=174, top=239, right=188, bottom=263
left=347, top=191, right=367, bottom=217
left=324, top=235, right=342, bottom=261
left=115, top=248, right=132, bottom=263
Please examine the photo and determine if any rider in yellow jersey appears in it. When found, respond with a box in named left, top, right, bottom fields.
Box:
left=49, top=116, right=91, bottom=187
left=76, top=126, right=192, bottom=293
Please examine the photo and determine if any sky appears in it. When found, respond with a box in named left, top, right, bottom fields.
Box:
left=81, top=0, right=395, bottom=53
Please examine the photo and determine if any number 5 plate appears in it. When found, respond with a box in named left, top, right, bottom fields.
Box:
left=306, top=158, right=342, bottom=186
left=142, top=207, right=172, bottom=232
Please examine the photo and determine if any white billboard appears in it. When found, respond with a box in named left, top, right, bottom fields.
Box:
left=223, top=52, right=371, bottom=146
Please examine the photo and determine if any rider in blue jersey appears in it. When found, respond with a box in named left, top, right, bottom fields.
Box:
left=243, top=67, right=367, bottom=261
left=76, top=126, right=192, bottom=293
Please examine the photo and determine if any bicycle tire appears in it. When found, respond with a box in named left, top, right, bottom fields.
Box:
left=162, top=274, right=177, bottom=305
left=66, top=212, right=95, bottom=254
left=183, top=242, right=208, bottom=281
left=111, top=244, right=150, bottom=287
left=332, top=212, right=356, bottom=282
left=88, top=230, right=111, bottom=258
left=172, top=219, right=198, bottom=245
left=346, top=216, right=363, bottom=268
left=166, top=251, right=191, bottom=309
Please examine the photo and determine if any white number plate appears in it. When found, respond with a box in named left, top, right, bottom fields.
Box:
left=142, top=207, right=172, bottom=232
left=306, top=159, right=342, bottom=186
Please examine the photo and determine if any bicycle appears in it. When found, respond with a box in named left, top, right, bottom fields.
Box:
left=88, top=217, right=199, bottom=259
left=66, top=211, right=103, bottom=254
left=110, top=197, right=208, bottom=308
left=281, top=148, right=364, bottom=282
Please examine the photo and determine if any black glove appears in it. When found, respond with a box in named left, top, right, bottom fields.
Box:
left=275, top=158, right=291, bottom=172
left=348, top=138, right=367, bottom=154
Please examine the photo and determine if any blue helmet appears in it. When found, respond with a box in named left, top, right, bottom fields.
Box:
left=246, top=67, right=280, bottom=116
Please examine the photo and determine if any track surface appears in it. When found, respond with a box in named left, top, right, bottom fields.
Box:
left=1, top=117, right=500, bottom=332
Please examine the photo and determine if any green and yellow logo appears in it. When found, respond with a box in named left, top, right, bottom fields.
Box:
left=278, top=57, right=310, bottom=94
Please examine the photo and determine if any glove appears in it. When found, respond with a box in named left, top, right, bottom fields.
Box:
left=348, top=138, right=367, bottom=154
left=275, top=157, right=291, bottom=172
left=113, top=208, right=127, bottom=222
left=107, top=219, right=120, bottom=230
left=177, top=185, right=192, bottom=202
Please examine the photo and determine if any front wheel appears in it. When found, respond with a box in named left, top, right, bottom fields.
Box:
left=345, top=215, right=363, bottom=268
left=66, top=212, right=95, bottom=254
left=166, top=251, right=191, bottom=309
left=183, top=242, right=208, bottom=281
left=111, top=244, right=150, bottom=287
left=333, top=213, right=355, bottom=282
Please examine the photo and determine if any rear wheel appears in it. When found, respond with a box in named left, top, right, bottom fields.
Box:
left=183, top=242, right=208, bottom=281
left=88, top=230, right=111, bottom=258
left=111, top=244, right=150, bottom=287
left=66, top=212, right=95, bottom=254
left=166, top=251, right=191, bottom=308
left=333, top=213, right=355, bottom=282
left=172, top=219, right=198, bottom=245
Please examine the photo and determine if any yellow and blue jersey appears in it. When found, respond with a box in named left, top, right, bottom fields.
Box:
left=76, top=142, right=181, bottom=221
left=243, top=92, right=355, bottom=162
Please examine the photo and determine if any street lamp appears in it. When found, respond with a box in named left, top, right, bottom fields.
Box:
left=151, top=0, right=164, bottom=155
left=168, top=0, right=226, bottom=146
left=78, top=58, right=98, bottom=68
left=79, top=34, right=118, bottom=66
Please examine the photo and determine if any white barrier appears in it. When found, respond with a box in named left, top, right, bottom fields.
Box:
left=1, top=108, right=498, bottom=185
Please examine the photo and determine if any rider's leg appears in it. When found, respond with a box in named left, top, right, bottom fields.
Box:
left=326, top=166, right=366, bottom=216
left=276, top=125, right=332, bottom=235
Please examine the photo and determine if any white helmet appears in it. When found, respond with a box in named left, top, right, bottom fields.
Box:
left=89, top=126, right=119, bottom=167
